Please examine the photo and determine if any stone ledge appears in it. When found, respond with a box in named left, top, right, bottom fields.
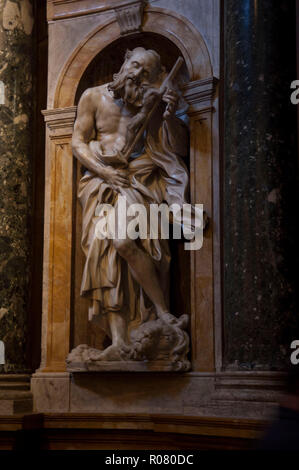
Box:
left=0, top=374, right=33, bottom=415
left=31, top=370, right=284, bottom=418
left=0, top=413, right=43, bottom=431
left=0, top=413, right=267, bottom=449
left=3, top=412, right=264, bottom=440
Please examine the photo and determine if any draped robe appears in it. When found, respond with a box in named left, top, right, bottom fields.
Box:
left=78, top=111, right=189, bottom=334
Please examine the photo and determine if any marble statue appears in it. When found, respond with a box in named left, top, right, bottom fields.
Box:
left=67, top=47, right=192, bottom=371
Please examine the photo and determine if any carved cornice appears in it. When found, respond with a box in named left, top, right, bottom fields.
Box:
left=182, top=77, right=218, bottom=116
left=114, top=0, right=145, bottom=35
left=47, top=0, right=146, bottom=22
left=210, top=371, right=285, bottom=406
left=42, top=106, right=77, bottom=138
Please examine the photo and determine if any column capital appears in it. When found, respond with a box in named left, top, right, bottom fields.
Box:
left=42, top=106, right=77, bottom=139
left=182, top=77, right=218, bottom=116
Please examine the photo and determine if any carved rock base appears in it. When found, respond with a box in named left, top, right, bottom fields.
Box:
left=66, top=360, right=188, bottom=373
left=67, top=316, right=191, bottom=372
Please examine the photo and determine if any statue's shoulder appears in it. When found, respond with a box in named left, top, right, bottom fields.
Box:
left=79, top=85, right=103, bottom=100
left=79, top=84, right=112, bottom=110
left=82, top=84, right=111, bottom=98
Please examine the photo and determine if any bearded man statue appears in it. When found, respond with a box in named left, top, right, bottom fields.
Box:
left=68, top=47, right=191, bottom=370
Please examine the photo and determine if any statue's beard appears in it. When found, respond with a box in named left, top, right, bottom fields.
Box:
left=108, top=72, right=148, bottom=107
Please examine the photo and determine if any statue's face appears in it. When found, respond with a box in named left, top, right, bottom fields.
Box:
left=109, top=48, right=161, bottom=107
left=123, top=50, right=160, bottom=87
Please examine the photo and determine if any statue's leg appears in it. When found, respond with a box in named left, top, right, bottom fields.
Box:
left=88, top=311, right=129, bottom=361
left=86, top=297, right=130, bottom=360
left=113, top=238, right=177, bottom=324
left=107, top=311, right=127, bottom=346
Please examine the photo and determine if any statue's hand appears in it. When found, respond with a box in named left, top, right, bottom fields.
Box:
left=143, top=87, right=161, bottom=105
left=162, top=88, right=179, bottom=119
left=103, top=167, right=130, bottom=189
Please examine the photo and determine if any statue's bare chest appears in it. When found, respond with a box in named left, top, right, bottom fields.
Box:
left=95, top=92, right=135, bottom=137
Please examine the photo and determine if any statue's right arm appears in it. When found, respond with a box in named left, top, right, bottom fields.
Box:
left=72, top=89, right=109, bottom=179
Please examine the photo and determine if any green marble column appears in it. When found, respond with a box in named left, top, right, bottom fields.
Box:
left=224, top=0, right=299, bottom=370
left=0, top=0, right=34, bottom=373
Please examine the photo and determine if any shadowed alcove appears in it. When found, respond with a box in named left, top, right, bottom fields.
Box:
left=75, top=32, right=189, bottom=104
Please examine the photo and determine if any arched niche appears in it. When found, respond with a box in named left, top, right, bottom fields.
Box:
left=75, top=32, right=190, bottom=105
left=41, top=6, right=217, bottom=373
left=72, top=32, right=192, bottom=351
left=53, top=7, right=213, bottom=109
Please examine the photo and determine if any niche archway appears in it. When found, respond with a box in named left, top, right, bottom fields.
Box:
left=52, top=7, right=212, bottom=108
left=41, top=7, right=217, bottom=373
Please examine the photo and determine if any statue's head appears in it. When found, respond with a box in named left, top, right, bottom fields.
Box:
left=109, top=47, right=165, bottom=107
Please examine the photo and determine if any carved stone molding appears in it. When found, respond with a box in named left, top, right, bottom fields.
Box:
left=114, top=0, right=145, bottom=35
left=0, top=411, right=265, bottom=449
left=213, top=371, right=285, bottom=403
left=41, top=413, right=266, bottom=439
left=0, top=375, right=33, bottom=415
left=182, top=77, right=218, bottom=116
left=47, top=0, right=146, bottom=22
left=42, top=106, right=77, bottom=139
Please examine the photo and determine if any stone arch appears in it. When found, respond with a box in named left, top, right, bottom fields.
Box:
left=54, top=7, right=213, bottom=108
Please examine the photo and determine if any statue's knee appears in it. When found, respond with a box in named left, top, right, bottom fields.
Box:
left=113, top=239, right=136, bottom=259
